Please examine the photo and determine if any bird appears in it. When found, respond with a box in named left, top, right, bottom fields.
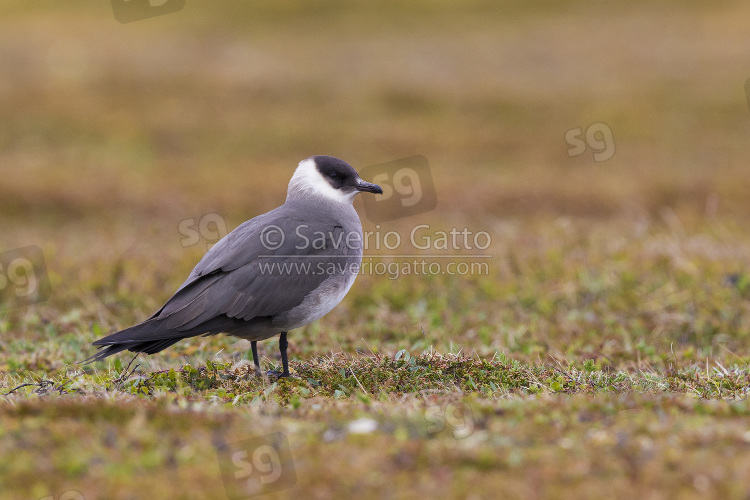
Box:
left=84, top=155, right=383, bottom=377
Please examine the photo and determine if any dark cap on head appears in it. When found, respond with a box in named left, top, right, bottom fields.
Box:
left=313, top=155, right=383, bottom=194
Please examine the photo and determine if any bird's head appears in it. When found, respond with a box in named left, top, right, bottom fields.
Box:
left=287, top=156, right=383, bottom=205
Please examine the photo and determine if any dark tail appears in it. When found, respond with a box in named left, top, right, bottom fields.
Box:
left=82, top=315, right=247, bottom=364
left=82, top=337, right=185, bottom=364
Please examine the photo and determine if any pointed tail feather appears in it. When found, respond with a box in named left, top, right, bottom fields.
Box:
left=82, top=315, right=249, bottom=364
left=81, top=338, right=185, bottom=364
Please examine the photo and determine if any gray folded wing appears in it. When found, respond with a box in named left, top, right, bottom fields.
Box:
left=93, top=207, right=359, bottom=346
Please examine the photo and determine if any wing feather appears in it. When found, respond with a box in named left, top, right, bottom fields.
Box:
left=90, top=204, right=362, bottom=353
left=156, top=209, right=359, bottom=328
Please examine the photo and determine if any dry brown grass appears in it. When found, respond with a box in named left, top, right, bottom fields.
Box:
left=2, top=1, right=750, bottom=499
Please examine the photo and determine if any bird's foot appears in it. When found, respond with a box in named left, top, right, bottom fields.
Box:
left=266, top=369, right=292, bottom=380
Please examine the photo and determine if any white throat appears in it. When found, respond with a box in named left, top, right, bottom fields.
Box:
left=286, top=158, right=358, bottom=205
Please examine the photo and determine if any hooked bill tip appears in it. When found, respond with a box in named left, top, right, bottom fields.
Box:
left=356, top=180, right=383, bottom=194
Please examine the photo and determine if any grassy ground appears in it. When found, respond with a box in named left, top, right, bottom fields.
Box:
left=3, top=1, right=750, bottom=498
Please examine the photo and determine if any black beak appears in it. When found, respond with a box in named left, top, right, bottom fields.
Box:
left=355, top=179, right=383, bottom=194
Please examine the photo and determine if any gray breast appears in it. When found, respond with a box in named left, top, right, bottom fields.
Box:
left=226, top=199, right=363, bottom=341
left=272, top=200, right=363, bottom=331
left=273, top=270, right=358, bottom=331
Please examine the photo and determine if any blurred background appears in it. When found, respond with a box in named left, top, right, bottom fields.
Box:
left=1, top=0, right=750, bottom=369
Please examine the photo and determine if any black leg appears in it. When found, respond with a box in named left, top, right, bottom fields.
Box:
left=279, top=332, right=290, bottom=377
left=251, top=340, right=260, bottom=375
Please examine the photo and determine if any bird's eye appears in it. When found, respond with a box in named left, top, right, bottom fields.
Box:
left=328, top=172, right=339, bottom=179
